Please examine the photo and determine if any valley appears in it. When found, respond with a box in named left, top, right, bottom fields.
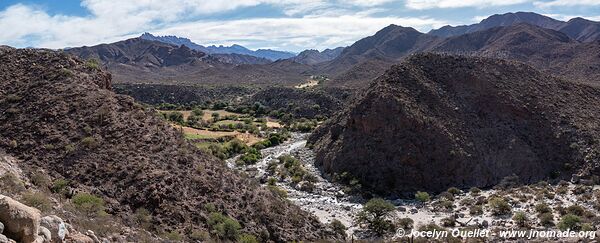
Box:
left=1, top=7, right=600, bottom=243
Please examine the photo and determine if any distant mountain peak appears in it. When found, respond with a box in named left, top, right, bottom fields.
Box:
left=429, top=12, right=600, bottom=42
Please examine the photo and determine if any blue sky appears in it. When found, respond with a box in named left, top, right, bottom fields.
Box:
left=0, top=0, right=599, bottom=52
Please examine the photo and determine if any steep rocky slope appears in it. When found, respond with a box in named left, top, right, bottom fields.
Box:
left=0, top=47, right=333, bottom=241
left=309, top=53, right=600, bottom=196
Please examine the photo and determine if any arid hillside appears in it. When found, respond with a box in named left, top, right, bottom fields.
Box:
left=310, top=53, right=600, bottom=196
left=0, top=46, right=335, bottom=242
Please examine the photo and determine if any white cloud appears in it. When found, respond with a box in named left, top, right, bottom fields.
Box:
left=543, top=13, right=600, bottom=21
left=152, top=15, right=447, bottom=51
left=405, top=0, right=530, bottom=9
left=534, top=0, right=600, bottom=8
left=0, top=0, right=448, bottom=51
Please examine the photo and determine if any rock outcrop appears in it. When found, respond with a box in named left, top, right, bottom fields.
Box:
left=310, top=53, right=600, bottom=196
left=0, top=195, right=41, bottom=243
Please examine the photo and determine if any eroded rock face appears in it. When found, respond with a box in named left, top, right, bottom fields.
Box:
left=0, top=195, right=41, bottom=243
left=310, top=53, right=600, bottom=196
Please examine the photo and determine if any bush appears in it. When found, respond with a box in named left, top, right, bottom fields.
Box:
left=80, top=136, right=97, bottom=149
left=207, top=212, right=241, bottom=240
left=22, top=192, right=52, bottom=212
left=488, top=197, right=511, bottom=216
left=538, top=212, right=554, bottom=227
left=0, top=173, right=25, bottom=194
left=447, top=187, right=461, bottom=195
left=512, top=211, right=528, bottom=227
left=30, top=172, right=50, bottom=188
left=415, top=191, right=431, bottom=203
left=470, top=205, right=483, bottom=215
left=330, top=219, right=347, bottom=239
left=558, top=214, right=581, bottom=230
left=85, top=58, right=101, bottom=70
left=566, top=205, right=585, bottom=216
left=268, top=185, right=287, bottom=199
left=238, top=234, right=258, bottom=243
left=469, top=187, right=481, bottom=194
left=72, top=193, right=105, bottom=216
left=51, top=179, right=69, bottom=195
left=189, top=230, right=210, bottom=241
left=356, top=198, right=396, bottom=236
left=164, top=231, right=183, bottom=241
left=134, top=208, right=152, bottom=228
left=535, top=203, right=552, bottom=214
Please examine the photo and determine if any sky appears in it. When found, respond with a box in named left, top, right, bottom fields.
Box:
left=0, top=0, right=599, bottom=52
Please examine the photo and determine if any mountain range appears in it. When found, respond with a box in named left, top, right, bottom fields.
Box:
left=140, top=33, right=296, bottom=61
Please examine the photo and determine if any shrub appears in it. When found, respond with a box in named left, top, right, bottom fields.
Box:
left=191, top=108, right=204, bottom=116
left=538, top=212, right=554, bottom=227
left=566, top=205, right=585, bottom=216
left=535, top=203, right=552, bottom=214
left=80, top=136, right=97, bottom=149
left=238, top=234, right=258, bottom=243
left=72, top=193, right=105, bottom=216
left=558, top=214, right=581, bottom=230
left=5, top=94, right=22, bottom=102
left=488, top=197, right=511, bottom=216
left=470, top=205, right=483, bottom=216
left=447, top=187, right=461, bottom=195
left=415, top=191, right=431, bottom=203
left=51, top=179, right=69, bottom=195
left=397, top=218, right=414, bottom=229
left=64, top=144, right=76, bottom=153
left=0, top=173, right=25, bottom=194
left=512, top=211, right=528, bottom=227
left=207, top=212, right=241, bottom=240
left=22, top=192, right=52, bottom=212
left=163, top=231, right=183, bottom=241
left=330, top=219, right=347, bottom=239
left=85, top=58, right=101, bottom=70
left=30, top=172, right=51, bottom=188
left=190, top=230, right=210, bottom=241
left=268, top=185, right=287, bottom=199
left=356, top=198, right=396, bottom=236
left=134, top=208, right=152, bottom=227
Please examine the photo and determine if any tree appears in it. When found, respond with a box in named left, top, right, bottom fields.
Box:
left=356, top=198, right=396, bottom=236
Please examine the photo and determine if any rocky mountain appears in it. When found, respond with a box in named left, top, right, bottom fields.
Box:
left=66, top=38, right=313, bottom=85
left=429, top=12, right=600, bottom=43
left=309, top=53, right=600, bottom=196
left=291, top=47, right=345, bottom=65
left=323, top=22, right=600, bottom=89
left=0, top=46, right=334, bottom=242
left=320, top=25, right=441, bottom=87
left=140, top=33, right=296, bottom=61
left=433, top=23, right=600, bottom=86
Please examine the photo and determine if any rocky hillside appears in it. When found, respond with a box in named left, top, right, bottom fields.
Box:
left=66, top=38, right=313, bottom=86
left=433, top=23, right=600, bottom=86
left=309, top=53, right=600, bottom=196
left=0, top=47, right=334, bottom=242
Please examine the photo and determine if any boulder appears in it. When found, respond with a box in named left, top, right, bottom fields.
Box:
left=65, top=232, right=93, bottom=243
left=0, top=195, right=41, bottom=243
left=40, top=216, right=68, bottom=243
left=38, top=227, right=51, bottom=243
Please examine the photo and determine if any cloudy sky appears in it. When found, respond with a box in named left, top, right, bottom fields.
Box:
left=0, top=0, right=599, bottom=52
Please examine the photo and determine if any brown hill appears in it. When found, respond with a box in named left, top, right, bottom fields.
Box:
left=0, top=47, right=333, bottom=241
left=429, top=12, right=600, bottom=43
left=433, top=23, right=600, bottom=86
left=309, top=53, right=600, bottom=196
left=292, top=47, right=344, bottom=65
left=66, top=38, right=313, bottom=86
